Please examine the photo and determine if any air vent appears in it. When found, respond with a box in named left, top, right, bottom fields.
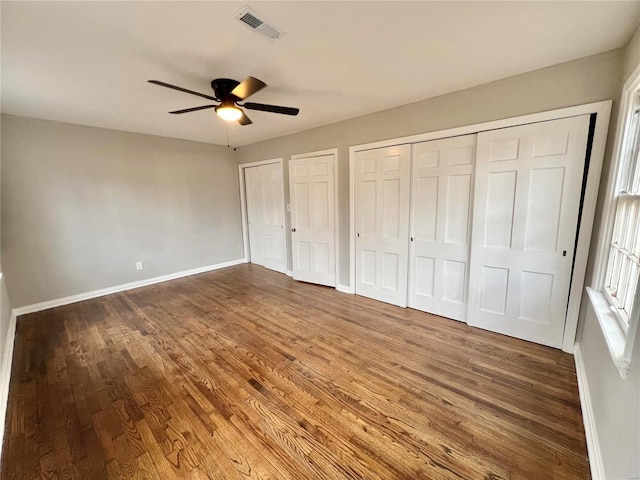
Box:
left=233, top=6, right=285, bottom=40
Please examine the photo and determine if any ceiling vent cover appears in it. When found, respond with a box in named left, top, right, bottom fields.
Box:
left=234, top=7, right=285, bottom=40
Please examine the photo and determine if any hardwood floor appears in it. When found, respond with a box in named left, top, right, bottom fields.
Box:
left=2, top=264, right=590, bottom=479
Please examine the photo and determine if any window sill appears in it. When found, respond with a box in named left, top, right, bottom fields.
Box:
left=586, top=287, right=631, bottom=379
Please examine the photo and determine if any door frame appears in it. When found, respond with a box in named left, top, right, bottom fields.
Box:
left=290, top=148, right=340, bottom=286
left=349, top=100, right=612, bottom=353
left=238, top=158, right=288, bottom=273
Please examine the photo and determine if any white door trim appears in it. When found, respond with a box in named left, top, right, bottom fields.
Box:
left=290, top=148, right=340, bottom=288
left=349, top=100, right=612, bottom=352
left=238, top=158, right=288, bottom=271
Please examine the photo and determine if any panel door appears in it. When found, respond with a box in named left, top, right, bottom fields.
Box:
left=289, top=154, right=336, bottom=286
left=245, top=163, right=286, bottom=273
left=354, top=144, right=411, bottom=307
left=409, top=134, right=476, bottom=321
left=468, top=115, right=591, bottom=348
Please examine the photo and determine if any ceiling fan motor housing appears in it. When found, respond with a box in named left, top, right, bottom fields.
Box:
left=211, top=78, right=241, bottom=101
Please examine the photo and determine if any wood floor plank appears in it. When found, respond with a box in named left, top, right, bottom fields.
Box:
left=2, top=264, right=590, bottom=479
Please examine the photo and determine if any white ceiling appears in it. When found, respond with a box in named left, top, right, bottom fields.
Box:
left=2, top=1, right=640, bottom=147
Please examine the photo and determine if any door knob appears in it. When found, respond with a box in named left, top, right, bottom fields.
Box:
left=291, top=228, right=296, bottom=232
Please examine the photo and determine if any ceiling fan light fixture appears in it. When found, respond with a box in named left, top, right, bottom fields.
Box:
left=215, top=103, right=243, bottom=121
left=149, top=76, right=298, bottom=126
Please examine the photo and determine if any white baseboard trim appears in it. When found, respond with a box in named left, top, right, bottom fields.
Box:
left=0, top=312, right=17, bottom=464
left=13, top=258, right=247, bottom=317
left=574, top=343, right=605, bottom=480
left=336, top=284, right=354, bottom=294
left=286, top=270, right=294, bottom=278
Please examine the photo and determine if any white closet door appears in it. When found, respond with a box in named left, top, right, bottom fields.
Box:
left=289, top=154, right=336, bottom=286
left=354, top=145, right=411, bottom=307
left=468, top=115, right=590, bottom=348
left=409, top=135, right=476, bottom=321
left=245, top=163, right=286, bottom=273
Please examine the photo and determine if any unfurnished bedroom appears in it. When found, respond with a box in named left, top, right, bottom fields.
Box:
left=0, top=2, right=638, bottom=479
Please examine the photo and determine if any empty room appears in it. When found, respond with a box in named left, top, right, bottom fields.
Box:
left=0, top=1, right=639, bottom=479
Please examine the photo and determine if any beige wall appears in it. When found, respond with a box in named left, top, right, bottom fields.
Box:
left=623, top=22, right=640, bottom=81
left=579, top=306, right=639, bottom=478
left=1, top=115, right=244, bottom=307
left=0, top=275, right=12, bottom=448
left=236, top=49, right=623, bottom=286
left=0, top=113, right=14, bottom=433
left=0, top=278, right=11, bottom=357
left=0, top=276, right=12, bottom=387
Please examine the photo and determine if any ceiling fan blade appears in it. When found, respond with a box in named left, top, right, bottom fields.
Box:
left=230, top=76, right=267, bottom=100
left=238, top=111, right=253, bottom=126
left=148, top=80, right=218, bottom=101
left=169, top=105, right=216, bottom=114
left=244, top=102, right=299, bottom=116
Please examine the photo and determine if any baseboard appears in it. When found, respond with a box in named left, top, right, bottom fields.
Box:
left=574, top=343, right=605, bottom=480
left=0, top=312, right=17, bottom=464
left=336, top=284, right=354, bottom=294
left=286, top=270, right=293, bottom=278
left=13, top=258, right=247, bottom=316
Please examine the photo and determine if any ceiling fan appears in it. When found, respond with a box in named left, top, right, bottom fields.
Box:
left=148, top=76, right=299, bottom=126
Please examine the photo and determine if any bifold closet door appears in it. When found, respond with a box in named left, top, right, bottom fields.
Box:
left=408, top=135, right=476, bottom=321
left=245, top=163, right=287, bottom=273
left=289, top=154, right=336, bottom=287
left=354, top=145, right=411, bottom=307
left=468, top=115, right=591, bottom=348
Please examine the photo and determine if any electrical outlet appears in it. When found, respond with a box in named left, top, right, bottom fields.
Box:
left=135, top=261, right=143, bottom=270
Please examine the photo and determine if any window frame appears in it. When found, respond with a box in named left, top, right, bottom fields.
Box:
left=604, top=208, right=640, bottom=328
left=590, top=64, right=640, bottom=379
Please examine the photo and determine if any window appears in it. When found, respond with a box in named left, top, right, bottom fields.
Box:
left=604, top=92, right=640, bottom=333
left=590, top=67, right=640, bottom=378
